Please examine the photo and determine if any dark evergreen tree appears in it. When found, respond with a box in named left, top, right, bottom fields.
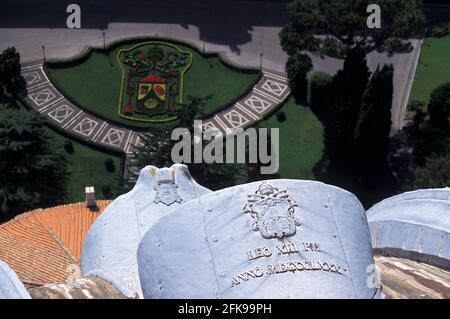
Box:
left=0, top=47, right=22, bottom=96
left=308, top=70, right=334, bottom=123
left=327, top=46, right=371, bottom=171
left=428, top=82, right=450, bottom=132
left=354, top=64, right=394, bottom=183
left=406, top=85, right=450, bottom=167
left=286, top=53, right=313, bottom=105
left=0, top=103, right=68, bottom=220
left=408, top=153, right=450, bottom=190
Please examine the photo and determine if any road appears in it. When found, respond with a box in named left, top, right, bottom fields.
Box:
left=0, top=0, right=426, bottom=132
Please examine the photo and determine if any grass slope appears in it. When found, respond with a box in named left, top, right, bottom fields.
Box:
left=45, top=125, right=123, bottom=203
left=257, top=97, right=324, bottom=180
left=410, top=36, right=450, bottom=104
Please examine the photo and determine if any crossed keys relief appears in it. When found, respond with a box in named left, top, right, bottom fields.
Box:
left=243, top=182, right=300, bottom=239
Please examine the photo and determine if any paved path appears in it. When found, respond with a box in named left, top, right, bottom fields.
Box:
left=20, top=59, right=290, bottom=155
left=21, top=62, right=139, bottom=154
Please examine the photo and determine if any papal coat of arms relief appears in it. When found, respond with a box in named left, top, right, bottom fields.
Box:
left=243, top=183, right=300, bottom=239
left=117, top=41, right=192, bottom=123
left=153, top=179, right=183, bottom=206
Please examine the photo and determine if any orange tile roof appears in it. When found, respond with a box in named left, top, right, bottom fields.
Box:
left=0, top=200, right=111, bottom=287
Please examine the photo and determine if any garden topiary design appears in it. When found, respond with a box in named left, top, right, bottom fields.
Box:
left=117, top=41, right=193, bottom=123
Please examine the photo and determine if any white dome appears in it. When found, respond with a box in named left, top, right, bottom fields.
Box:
left=80, top=164, right=211, bottom=298
left=367, top=188, right=450, bottom=269
left=0, top=260, right=31, bottom=299
left=138, top=179, right=381, bottom=299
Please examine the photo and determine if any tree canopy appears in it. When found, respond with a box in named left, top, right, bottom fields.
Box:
left=0, top=47, right=21, bottom=96
left=286, top=53, right=313, bottom=104
left=428, top=81, right=450, bottom=132
left=354, top=64, right=394, bottom=180
left=280, top=0, right=426, bottom=58
left=0, top=103, right=68, bottom=219
left=408, top=153, right=450, bottom=189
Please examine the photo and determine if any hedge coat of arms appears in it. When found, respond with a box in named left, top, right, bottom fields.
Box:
left=243, top=183, right=300, bottom=239
left=117, top=42, right=192, bottom=122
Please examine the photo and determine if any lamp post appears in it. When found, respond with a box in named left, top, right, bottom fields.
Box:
left=259, top=53, right=264, bottom=70
left=102, top=31, right=106, bottom=50
left=203, top=41, right=205, bottom=55
left=42, top=45, right=46, bottom=63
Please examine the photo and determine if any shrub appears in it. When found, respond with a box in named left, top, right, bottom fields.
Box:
left=407, top=100, right=425, bottom=113
left=428, top=81, right=450, bottom=132
left=276, top=111, right=286, bottom=122
left=408, top=153, right=450, bottom=189
left=286, top=53, right=313, bottom=105
left=428, top=23, right=450, bottom=38
left=63, top=141, right=74, bottom=154
left=104, top=158, right=115, bottom=173
left=308, top=71, right=333, bottom=123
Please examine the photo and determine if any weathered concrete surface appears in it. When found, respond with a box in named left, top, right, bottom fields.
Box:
left=0, top=260, right=31, bottom=299
left=367, top=188, right=450, bottom=270
left=138, top=180, right=382, bottom=299
left=376, top=256, right=450, bottom=299
left=81, top=164, right=211, bottom=298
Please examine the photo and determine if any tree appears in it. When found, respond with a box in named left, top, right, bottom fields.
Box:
left=428, top=82, right=450, bottom=132
left=280, top=0, right=426, bottom=58
left=408, top=153, right=450, bottom=190
left=325, top=47, right=371, bottom=169
left=130, top=96, right=210, bottom=175
left=406, top=85, right=450, bottom=167
left=0, top=47, right=22, bottom=96
left=0, top=103, right=68, bottom=219
left=286, top=53, right=313, bottom=104
left=354, top=64, right=394, bottom=182
left=308, top=70, right=334, bottom=123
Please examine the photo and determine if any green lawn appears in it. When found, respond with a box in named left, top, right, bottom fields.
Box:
left=45, top=125, right=123, bottom=203
left=45, top=40, right=259, bottom=128
left=410, top=36, right=450, bottom=104
left=257, top=97, right=324, bottom=180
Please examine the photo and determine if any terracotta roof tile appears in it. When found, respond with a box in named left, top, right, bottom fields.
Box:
left=0, top=201, right=111, bottom=286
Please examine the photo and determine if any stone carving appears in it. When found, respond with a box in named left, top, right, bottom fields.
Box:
left=0, top=260, right=31, bottom=299
left=138, top=180, right=383, bottom=299
left=80, top=164, right=211, bottom=298
left=154, top=180, right=182, bottom=206
left=243, top=183, right=300, bottom=239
